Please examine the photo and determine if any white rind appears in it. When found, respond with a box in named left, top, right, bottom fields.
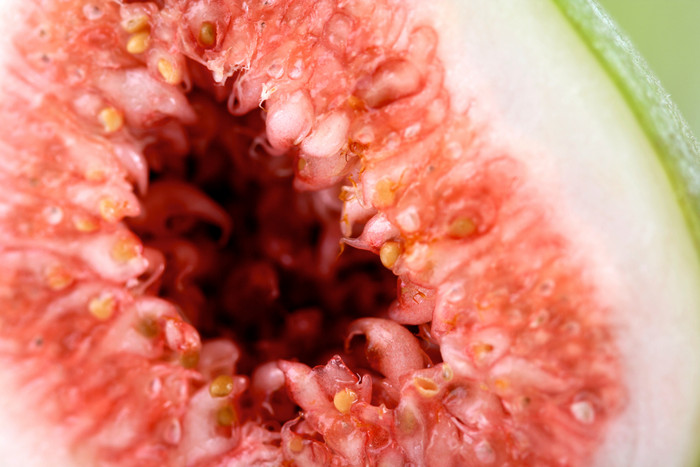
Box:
left=418, top=1, right=700, bottom=466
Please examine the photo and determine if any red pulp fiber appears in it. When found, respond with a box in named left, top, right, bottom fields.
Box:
left=0, top=0, right=625, bottom=465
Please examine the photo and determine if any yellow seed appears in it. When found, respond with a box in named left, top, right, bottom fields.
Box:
left=347, top=95, right=367, bottom=112
left=136, top=316, right=159, bottom=338
left=74, top=216, right=99, bottom=232
left=88, top=294, right=116, bottom=321
left=198, top=21, right=216, bottom=47
left=333, top=388, right=358, bottom=414
left=397, top=405, right=418, bottom=434
left=442, top=363, right=454, bottom=381
left=85, top=168, right=105, bottom=182
left=448, top=216, right=476, bottom=238
left=216, top=405, right=237, bottom=426
left=297, top=158, right=307, bottom=171
left=46, top=266, right=73, bottom=290
left=472, top=342, right=494, bottom=361
left=374, top=178, right=396, bottom=207
left=126, top=31, right=150, bottom=54
left=180, top=349, right=200, bottom=369
left=122, top=15, right=149, bottom=33
left=413, top=376, right=439, bottom=398
left=494, top=378, right=510, bottom=391
left=379, top=241, right=401, bottom=269
left=111, top=235, right=141, bottom=262
left=157, top=58, right=181, bottom=85
left=209, top=374, right=235, bottom=398
left=288, top=435, right=304, bottom=453
left=99, top=197, right=126, bottom=223
left=97, top=106, right=124, bottom=133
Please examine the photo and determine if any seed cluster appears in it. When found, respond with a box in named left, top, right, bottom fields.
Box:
left=0, top=0, right=626, bottom=465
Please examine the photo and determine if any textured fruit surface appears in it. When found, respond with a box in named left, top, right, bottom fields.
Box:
left=0, top=0, right=699, bottom=466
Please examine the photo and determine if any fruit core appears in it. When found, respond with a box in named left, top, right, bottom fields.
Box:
left=0, top=0, right=626, bottom=465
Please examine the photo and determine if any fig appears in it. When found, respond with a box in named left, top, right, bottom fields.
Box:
left=0, top=0, right=698, bottom=466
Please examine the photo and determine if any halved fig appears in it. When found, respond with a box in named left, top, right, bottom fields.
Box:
left=0, top=0, right=698, bottom=466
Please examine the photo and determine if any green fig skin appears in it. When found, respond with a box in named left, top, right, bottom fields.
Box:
left=555, top=0, right=700, bottom=258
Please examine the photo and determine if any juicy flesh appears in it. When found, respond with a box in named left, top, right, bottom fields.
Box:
left=0, top=0, right=626, bottom=465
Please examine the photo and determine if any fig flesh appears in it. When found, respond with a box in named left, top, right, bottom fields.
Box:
left=0, top=0, right=698, bottom=466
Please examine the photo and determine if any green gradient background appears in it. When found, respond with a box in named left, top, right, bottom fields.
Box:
left=597, top=0, right=700, bottom=137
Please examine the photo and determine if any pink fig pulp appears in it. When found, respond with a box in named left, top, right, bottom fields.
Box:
left=2, top=0, right=696, bottom=466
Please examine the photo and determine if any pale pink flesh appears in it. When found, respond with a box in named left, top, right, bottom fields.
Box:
left=0, top=0, right=625, bottom=466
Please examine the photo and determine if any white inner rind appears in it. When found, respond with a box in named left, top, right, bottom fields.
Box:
left=416, top=1, right=700, bottom=466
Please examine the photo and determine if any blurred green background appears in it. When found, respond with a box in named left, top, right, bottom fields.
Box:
left=597, top=0, right=700, bottom=138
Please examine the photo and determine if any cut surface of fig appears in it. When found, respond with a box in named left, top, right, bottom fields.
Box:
left=0, top=0, right=698, bottom=466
